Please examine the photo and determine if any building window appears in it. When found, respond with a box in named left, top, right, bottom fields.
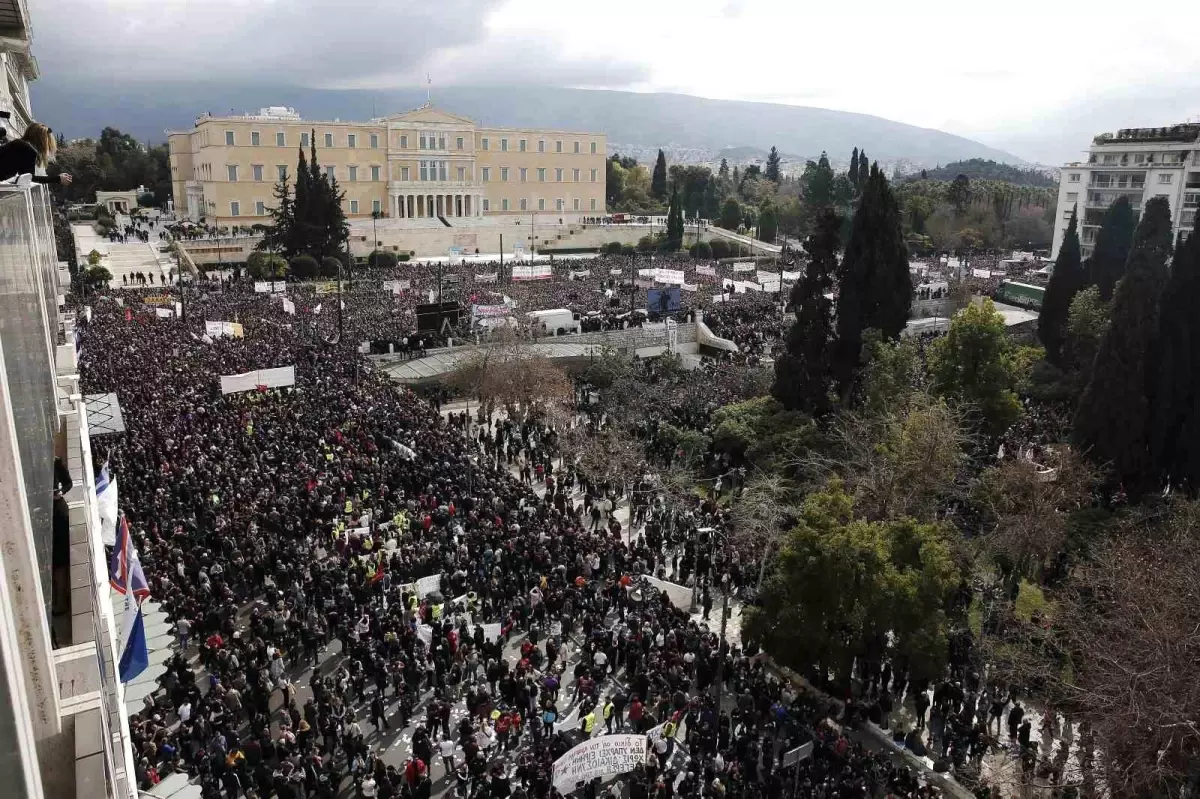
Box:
left=573, top=198, right=580, bottom=211
left=419, top=133, right=427, bottom=149
left=483, top=199, right=490, bottom=211
left=482, top=137, right=489, bottom=151
left=277, top=165, right=288, bottom=180
left=556, top=199, right=564, bottom=211
left=556, top=140, right=562, bottom=153
left=520, top=168, right=528, bottom=183
left=371, top=133, right=380, bottom=149
left=326, top=165, right=335, bottom=179
left=348, top=134, right=356, bottom=148
left=1066, top=192, right=1078, bottom=202
left=438, top=135, right=446, bottom=150
left=520, top=198, right=528, bottom=211
left=252, top=165, right=264, bottom=182
left=573, top=141, right=580, bottom=154
left=590, top=168, right=598, bottom=182
left=255, top=201, right=265, bottom=215
left=501, top=167, right=509, bottom=182
left=1160, top=173, right=1174, bottom=184
left=456, top=136, right=464, bottom=150
left=348, top=166, right=358, bottom=181
left=225, top=130, right=235, bottom=145
left=538, top=198, right=546, bottom=211
left=502, top=199, right=510, bottom=211
left=370, top=165, right=380, bottom=181
left=483, top=167, right=491, bottom=182
left=372, top=199, right=381, bottom=214
left=350, top=199, right=359, bottom=214
left=227, top=165, right=238, bottom=182
left=301, top=132, right=310, bottom=147
left=439, top=162, right=447, bottom=181
left=420, top=161, right=428, bottom=181
left=591, top=141, right=597, bottom=154
left=230, top=201, right=240, bottom=216
left=555, top=168, right=563, bottom=182
left=324, top=132, right=333, bottom=148
left=519, top=139, right=527, bottom=152
left=277, top=132, right=286, bottom=147
left=538, top=140, right=545, bottom=153
left=401, top=166, right=409, bottom=181
left=573, top=168, right=580, bottom=182
left=1102, top=154, right=1117, bottom=164
left=1068, top=173, right=1080, bottom=183
left=251, top=131, right=261, bottom=146
left=501, top=138, right=509, bottom=152
left=590, top=198, right=597, bottom=211
left=538, top=168, right=546, bottom=182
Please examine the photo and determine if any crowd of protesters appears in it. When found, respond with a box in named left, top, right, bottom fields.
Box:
left=76, top=273, right=947, bottom=799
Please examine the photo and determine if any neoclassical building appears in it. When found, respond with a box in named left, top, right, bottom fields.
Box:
left=167, top=104, right=608, bottom=226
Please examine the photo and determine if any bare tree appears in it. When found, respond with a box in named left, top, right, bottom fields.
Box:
left=730, top=472, right=797, bottom=593
left=447, top=328, right=573, bottom=422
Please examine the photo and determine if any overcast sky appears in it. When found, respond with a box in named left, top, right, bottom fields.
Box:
left=31, top=0, right=1200, bottom=163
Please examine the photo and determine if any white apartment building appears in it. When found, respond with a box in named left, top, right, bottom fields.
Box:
left=0, top=2, right=142, bottom=798
left=1051, top=123, right=1200, bottom=260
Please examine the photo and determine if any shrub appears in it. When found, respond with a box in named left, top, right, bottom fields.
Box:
left=689, top=241, right=713, bottom=259
left=636, top=235, right=656, bottom=253
left=368, top=250, right=398, bottom=269
left=398, top=253, right=411, bottom=262
left=709, top=239, right=731, bottom=259
left=246, top=252, right=288, bottom=280
left=85, top=265, right=112, bottom=285
left=87, top=249, right=102, bottom=266
left=288, top=255, right=320, bottom=279
left=137, top=192, right=156, bottom=208
left=319, top=256, right=343, bottom=278
left=603, top=241, right=623, bottom=255
left=620, top=244, right=636, bottom=256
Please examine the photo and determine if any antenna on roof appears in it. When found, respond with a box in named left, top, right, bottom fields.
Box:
left=427, top=73, right=432, bottom=105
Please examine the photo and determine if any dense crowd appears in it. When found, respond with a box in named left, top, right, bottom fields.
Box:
left=78, top=282, right=946, bottom=799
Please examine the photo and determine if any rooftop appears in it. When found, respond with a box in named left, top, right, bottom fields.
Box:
left=1093, top=123, right=1200, bottom=146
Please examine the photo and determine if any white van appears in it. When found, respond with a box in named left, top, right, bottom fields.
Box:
left=526, top=308, right=581, bottom=336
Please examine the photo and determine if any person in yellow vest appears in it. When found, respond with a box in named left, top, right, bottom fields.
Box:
left=582, top=709, right=596, bottom=736
left=344, top=499, right=354, bottom=515
left=603, top=698, right=616, bottom=734
left=431, top=602, right=444, bottom=621
left=662, top=719, right=677, bottom=741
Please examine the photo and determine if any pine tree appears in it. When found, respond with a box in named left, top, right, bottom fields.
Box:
left=1038, top=206, right=1084, bottom=366
left=732, top=166, right=740, bottom=185
left=765, top=146, right=782, bottom=183
left=857, top=150, right=866, bottom=185
left=773, top=206, right=839, bottom=414
left=718, top=158, right=729, bottom=179
left=834, top=163, right=912, bottom=398
left=321, top=174, right=349, bottom=258
left=1149, top=228, right=1200, bottom=488
left=665, top=186, right=684, bottom=251
left=757, top=201, right=778, bottom=243
left=1088, top=196, right=1136, bottom=301
left=848, top=147, right=860, bottom=190
left=802, top=152, right=835, bottom=207
left=1073, top=196, right=1173, bottom=488
left=258, top=168, right=297, bottom=258
left=651, top=149, right=668, bottom=200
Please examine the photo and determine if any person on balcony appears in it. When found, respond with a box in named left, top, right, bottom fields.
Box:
left=0, top=122, right=73, bottom=185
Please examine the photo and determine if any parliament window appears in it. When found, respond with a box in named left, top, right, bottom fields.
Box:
left=229, top=201, right=240, bottom=216
left=324, top=133, right=333, bottom=148
left=251, top=131, right=260, bottom=146
left=276, top=132, right=286, bottom=147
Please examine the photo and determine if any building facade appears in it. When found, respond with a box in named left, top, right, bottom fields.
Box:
left=168, top=104, right=607, bottom=226
left=1051, top=123, right=1200, bottom=260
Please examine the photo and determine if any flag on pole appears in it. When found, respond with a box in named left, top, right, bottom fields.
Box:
left=96, top=463, right=119, bottom=546
left=312, top=303, right=322, bottom=315
left=109, top=515, right=150, bottom=682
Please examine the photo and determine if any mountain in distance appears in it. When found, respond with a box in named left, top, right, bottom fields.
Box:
left=31, top=78, right=1027, bottom=168
left=900, top=158, right=1058, bottom=187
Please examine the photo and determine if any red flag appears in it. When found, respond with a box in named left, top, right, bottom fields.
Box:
left=125, top=308, right=132, bottom=321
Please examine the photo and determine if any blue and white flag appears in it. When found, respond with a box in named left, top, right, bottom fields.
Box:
left=110, top=515, right=150, bottom=682
left=96, top=464, right=119, bottom=547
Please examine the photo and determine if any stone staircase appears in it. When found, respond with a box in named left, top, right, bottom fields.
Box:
left=73, top=223, right=174, bottom=286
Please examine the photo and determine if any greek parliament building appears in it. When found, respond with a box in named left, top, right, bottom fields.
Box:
left=168, top=103, right=608, bottom=226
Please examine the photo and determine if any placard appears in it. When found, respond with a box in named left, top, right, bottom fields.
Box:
left=416, top=574, right=442, bottom=598
left=552, top=735, right=647, bottom=794
left=205, top=321, right=244, bottom=338
left=254, top=281, right=286, bottom=293
left=695, top=265, right=717, bottom=278
left=219, top=365, right=295, bottom=395
left=474, top=273, right=498, bottom=284
left=142, top=295, right=173, bottom=305
left=732, top=262, right=756, bottom=273
left=482, top=622, right=503, bottom=643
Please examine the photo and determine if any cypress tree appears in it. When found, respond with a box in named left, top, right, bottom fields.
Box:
left=1073, top=196, right=1173, bottom=488
left=293, top=146, right=311, bottom=256
left=765, top=146, right=782, bottom=183
left=848, top=147, right=860, bottom=190
left=1088, top=196, right=1136, bottom=301
left=857, top=150, right=866, bottom=184
left=321, top=173, right=349, bottom=258
left=834, top=164, right=912, bottom=398
left=652, top=149, right=668, bottom=200
left=1150, top=228, right=1200, bottom=488
left=773, top=206, right=839, bottom=414
left=718, top=158, right=729, bottom=179
left=1038, top=206, right=1084, bottom=367
left=665, top=185, right=684, bottom=251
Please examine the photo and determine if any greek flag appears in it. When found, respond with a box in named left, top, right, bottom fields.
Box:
left=96, top=464, right=119, bottom=546
left=110, top=515, right=150, bottom=682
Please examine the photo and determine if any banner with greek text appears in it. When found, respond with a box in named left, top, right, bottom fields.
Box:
left=553, top=735, right=647, bottom=794
left=219, top=365, right=295, bottom=395
left=416, top=574, right=442, bottom=598
left=474, top=274, right=498, bottom=283
left=695, top=265, right=717, bottom=278
left=254, top=282, right=286, bottom=293
left=512, top=265, right=552, bottom=281
left=732, top=262, right=756, bottom=273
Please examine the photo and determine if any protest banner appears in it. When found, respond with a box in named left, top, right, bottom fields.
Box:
left=552, top=735, right=647, bottom=794
left=474, top=274, right=498, bottom=284
left=155, top=307, right=173, bottom=318
left=482, top=622, right=503, bottom=643
left=314, top=280, right=339, bottom=295
left=416, top=574, right=442, bottom=598
left=417, top=624, right=433, bottom=648
left=732, top=262, right=756, bottom=273
left=282, top=298, right=296, bottom=315
left=570, top=269, right=591, bottom=279
left=205, top=321, right=244, bottom=338
left=512, top=265, right=553, bottom=281
left=472, top=304, right=510, bottom=319
left=695, top=265, right=717, bottom=278
left=219, top=365, right=295, bottom=395
left=143, top=294, right=173, bottom=306
left=253, top=282, right=286, bottom=294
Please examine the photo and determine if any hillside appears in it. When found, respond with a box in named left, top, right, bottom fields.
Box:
left=31, top=79, right=1028, bottom=169
left=903, top=158, right=1056, bottom=187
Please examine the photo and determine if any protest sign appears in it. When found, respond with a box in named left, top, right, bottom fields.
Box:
left=416, top=574, right=442, bottom=598
left=253, top=281, right=286, bottom=294
left=219, top=365, right=295, bottom=395
left=482, top=622, right=503, bottom=643
left=552, top=735, right=647, bottom=794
